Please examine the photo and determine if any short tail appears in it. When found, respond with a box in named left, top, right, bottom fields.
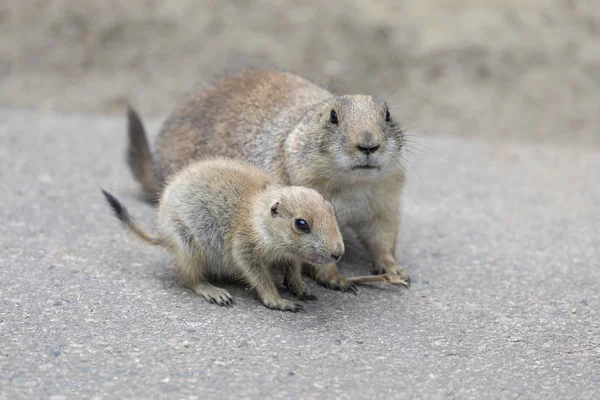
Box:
left=101, top=189, right=161, bottom=246
left=127, top=106, right=159, bottom=201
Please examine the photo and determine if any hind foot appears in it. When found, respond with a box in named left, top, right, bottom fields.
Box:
left=193, top=282, right=234, bottom=306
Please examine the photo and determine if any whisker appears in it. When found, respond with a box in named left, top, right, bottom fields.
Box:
left=401, top=124, right=425, bottom=132
left=403, top=148, right=425, bottom=160
left=392, top=152, right=422, bottom=182
left=386, top=151, right=419, bottom=182
left=403, top=139, right=448, bottom=161
left=385, top=90, right=404, bottom=106
left=403, top=146, right=428, bottom=158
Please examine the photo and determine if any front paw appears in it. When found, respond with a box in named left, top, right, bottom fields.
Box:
left=316, top=276, right=358, bottom=295
left=262, top=297, right=305, bottom=312
left=372, top=264, right=411, bottom=286
left=306, top=263, right=358, bottom=295
left=295, top=291, right=318, bottom=301
left=285, top=281, right=318, bottom=301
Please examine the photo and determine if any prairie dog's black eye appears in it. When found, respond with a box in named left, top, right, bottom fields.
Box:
left=330, top=109, right=338, bottom=124
left=294, top=218, right=310, bottom=233
left=385, top=109, right=391, bottom=122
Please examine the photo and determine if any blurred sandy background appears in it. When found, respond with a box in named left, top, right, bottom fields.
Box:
left=1, top=0, right=598, bottom=145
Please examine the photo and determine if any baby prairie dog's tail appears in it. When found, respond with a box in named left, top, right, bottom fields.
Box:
left=101, top=189, right=161, bottom=245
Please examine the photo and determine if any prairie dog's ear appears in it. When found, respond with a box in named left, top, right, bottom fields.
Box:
left=270, top=201, right=280, bottom=217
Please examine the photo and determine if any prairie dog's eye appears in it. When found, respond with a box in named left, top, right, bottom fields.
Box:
left=385, top=109, right=391, bottom=122
left=330, top=109, right=338, bottom=124
left=294, top=218, right=310, bottom=233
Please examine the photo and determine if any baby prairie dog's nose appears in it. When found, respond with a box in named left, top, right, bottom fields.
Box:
left=356, top=131, right=380, bottom=155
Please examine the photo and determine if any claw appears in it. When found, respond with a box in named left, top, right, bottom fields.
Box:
left=293, top=303, right=306, bottom=313
left=348, top=283, right=358, bottom=295
left=287, top=284, right=317, bottom=301
left=299, top=293, right=317, bottom=301
left=316, top=279, right=358, bottom=294
left=372, top=267, right=385, bottom=275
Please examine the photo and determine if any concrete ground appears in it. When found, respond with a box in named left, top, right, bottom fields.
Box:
left=1, top=1, right=599, bottom=397
left=1, top=110, right=598, bottom=399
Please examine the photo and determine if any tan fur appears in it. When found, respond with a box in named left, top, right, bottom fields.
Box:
left=127, top=68, right=409, bottom=289
left=104, top=157, right=344, bottom=312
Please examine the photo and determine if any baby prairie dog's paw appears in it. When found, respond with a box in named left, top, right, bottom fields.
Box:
left=287, top=282, right=318, bottom=301
left=283, top=274, right=318, bottom=301
left=262, top=297, right=305, bottom=312
left=313, top=264, right=358, bottom=295
left=316, top=275, right=358, bottom=295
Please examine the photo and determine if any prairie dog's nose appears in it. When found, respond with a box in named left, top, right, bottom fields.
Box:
left=357, top=144, right=379, bottom=155
left=356, top=131, right=380, bottom=154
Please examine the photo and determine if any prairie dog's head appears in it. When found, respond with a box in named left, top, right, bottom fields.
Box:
left=292, top=95, right=404, bottom=184
left=259, top=186, right=344, bottom=265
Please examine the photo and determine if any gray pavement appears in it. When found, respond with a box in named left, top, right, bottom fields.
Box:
left=1, top=109, right=599, bottom=399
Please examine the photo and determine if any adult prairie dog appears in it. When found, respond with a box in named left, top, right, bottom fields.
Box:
left=103, top=157, right=345, bottom=312
left=127, top=68, right=409, bottom=290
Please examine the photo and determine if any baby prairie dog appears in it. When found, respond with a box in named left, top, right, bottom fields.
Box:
left=102, top=157, right=344, bottom=312
left=127, top=68, right=409, bottom=292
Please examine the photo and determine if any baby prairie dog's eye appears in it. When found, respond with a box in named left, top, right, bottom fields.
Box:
left=294, top=218, right=311, bottom=233
left=385, top=109, right=391, bottom=122
left=329, top=109, right=338, bottom=124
